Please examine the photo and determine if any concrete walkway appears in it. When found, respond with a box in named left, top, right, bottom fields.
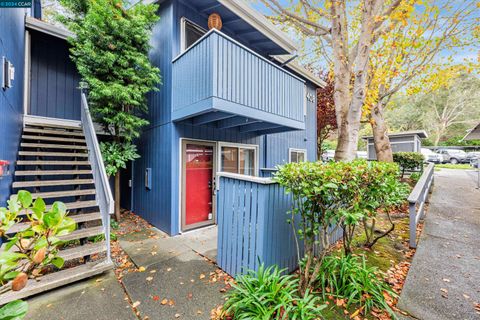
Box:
left=398, top=169, right=480, bottom=320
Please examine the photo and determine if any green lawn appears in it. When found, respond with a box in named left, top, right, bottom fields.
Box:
left=435, top=163, right=473, bottom=170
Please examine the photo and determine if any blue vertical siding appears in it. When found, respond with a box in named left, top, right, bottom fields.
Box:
left=0, top=9, right=26, bottom=206
left=133, top=1, right=174, bottom=233
left=146, top=1, right=173, bottom=128
left=29, top=31, right=81, bottom=120
left=172, top=31, right=305, bottom=128
left=133, top=0, right=318, bottom=236
left=265, top=83, right=317, bottom=167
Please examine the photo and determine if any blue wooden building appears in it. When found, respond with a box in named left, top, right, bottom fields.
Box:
left=0, top=0, right=324, bottom=290
left=131, top=0, right=324, bottom=236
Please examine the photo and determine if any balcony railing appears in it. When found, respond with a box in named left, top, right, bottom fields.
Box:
left=172, top=30, right=306, bottom=134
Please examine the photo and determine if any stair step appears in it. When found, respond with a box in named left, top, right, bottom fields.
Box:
left=22, top=135, right=86, bottom=144
left=18, top=151, right=88, bottom=157
left=21, top=143, right=88, bottom=150
left=7, top=212, right=102, bottom=234
left=46, top=200, right=98, bottom=211
left=16, top=160, right=90, bottom=166
left=23, top=127, right=85, bottom=137
left=58, top=242, right=107, bottom=261
left=15, top=170, right=92, bottom=176
left=0, top=259, right=113, bottom=305
left=25, top=122, right=82, bottom=131
left=1, top=226, right=104, bottom=253
left=59, top=226, right=105, bottom=242
left=16, top=189, right=97, bottom=199
left=13, top=179, right=94, bottom=188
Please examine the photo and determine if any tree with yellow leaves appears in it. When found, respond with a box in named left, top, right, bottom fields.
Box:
left=365, top=0, right=478, bottom=161
left=259, top=0, right=479, bottom=161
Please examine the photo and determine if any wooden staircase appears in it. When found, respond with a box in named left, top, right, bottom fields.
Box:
left=0, top=121, right=113, bottom=304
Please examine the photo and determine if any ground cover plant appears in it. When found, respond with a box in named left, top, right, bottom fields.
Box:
left=222, top=160, right=413, bottom=319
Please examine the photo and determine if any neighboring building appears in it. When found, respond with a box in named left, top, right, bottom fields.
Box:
left=463, top=122, right=480, bottom=141
left=0, top=0, right=323, bottom=238
left=363, top=131, right=428, bottom=160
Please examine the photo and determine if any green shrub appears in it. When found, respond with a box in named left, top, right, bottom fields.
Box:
left=274, top=160, right=406, bottom=292
left=317, top=255, right=397, bottom=318
left=393, top=152, right=424, bottom=178
left=223, top=264, right=326, bottom=319
left=0, top=300, right=28, bottom=319
left=409, top=172, right=421, bottom=183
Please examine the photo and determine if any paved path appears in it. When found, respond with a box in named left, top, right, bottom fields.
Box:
left=398, top=169, right=480, bottom=320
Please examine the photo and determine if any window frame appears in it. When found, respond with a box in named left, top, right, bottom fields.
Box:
left=180, top=17, right=207, bottom=53
left=218, top=142, right=259, bottom=177
left=289, top=148, right=307, bottom=163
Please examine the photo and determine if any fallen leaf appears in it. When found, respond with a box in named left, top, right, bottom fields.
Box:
left=138, top=267, right=146, bottom=272
left=174, top=314, right=181, bottom=318
left=150, top=270, right=157, bottom=273
left=167, top=268, right=172, bottom=272
left=152, top=296, right=160, bottom=301
left=463, top=294, right=470, bottom=300
left=146, top=276, right=153, bottom=282
left=443, top=278, right=451, bottom=282
left=132, top=301, right=141, bottom=308
left=199, top=274, right=206, bottom=279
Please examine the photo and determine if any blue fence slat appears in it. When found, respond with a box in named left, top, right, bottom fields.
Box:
left=216, top=176, right=342, bottom=278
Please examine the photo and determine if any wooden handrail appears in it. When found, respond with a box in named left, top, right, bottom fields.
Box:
left=81, top=92, right=114, bottom=261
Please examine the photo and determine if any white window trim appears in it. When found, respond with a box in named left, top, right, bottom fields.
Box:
left=289, top=148, right=307, bottom=163
left=218, top=142, right=259, bottom=177
left=180, top=17, right=207, bottom=53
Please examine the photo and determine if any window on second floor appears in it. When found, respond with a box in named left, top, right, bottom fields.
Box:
left=289, top=148, right=307, bottom=163
left=181, top=17, right=207, bottom=52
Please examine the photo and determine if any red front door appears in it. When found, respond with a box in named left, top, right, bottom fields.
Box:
left=184, top=143, right=215, bottom=229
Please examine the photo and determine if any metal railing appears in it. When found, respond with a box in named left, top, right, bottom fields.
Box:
left=81, top=92, right=114, bottom=261
left=407, top=163, right=435, bottom=248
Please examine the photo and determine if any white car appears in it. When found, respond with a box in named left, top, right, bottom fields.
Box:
left=421, top=148, right=442, bottom=163
left=321, top=150, right=335, bottom=162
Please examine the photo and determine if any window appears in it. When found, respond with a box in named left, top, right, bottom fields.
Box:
left=181, top=18, right=207, bottom=52
left=220, top=144, right=257, bottom=176
left=289, top=149, right=307, bottom=163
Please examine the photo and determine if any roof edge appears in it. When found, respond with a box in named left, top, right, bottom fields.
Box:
left=25, top=16, right=73, bottom=40
left=218, top=0, right=298, bottom=54
left=272, top=55, right=326, bottom=88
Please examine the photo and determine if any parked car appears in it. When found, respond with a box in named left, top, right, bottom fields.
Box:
left=421, top=148, right=442, bottom=163
left=466, top=151, right=480, bottom=164
left=436, top=149, right=469, bottom=164
left=322, top=150, right=335, bottom=162
left=356, top=151, right=367, bottom=159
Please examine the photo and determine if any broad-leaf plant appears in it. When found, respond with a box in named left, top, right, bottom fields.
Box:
left=0, top=191, right=76, bottom=294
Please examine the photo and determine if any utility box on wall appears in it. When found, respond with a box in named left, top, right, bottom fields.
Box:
left=363, top=131, right=428, bottom=160
left=1, top=57, right=15, bottom=89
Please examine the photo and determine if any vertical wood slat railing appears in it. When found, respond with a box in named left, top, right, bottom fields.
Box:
left=407, top=163, right=435, bottom=248
left=81, top=92, right=114, bottom=262
left=216, top=172, right=343, bottom=277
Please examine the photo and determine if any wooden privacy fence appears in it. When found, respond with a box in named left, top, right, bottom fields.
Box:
left=408, top=163, right=435, bottom=248
left=216, top=172, right=342, bottom=277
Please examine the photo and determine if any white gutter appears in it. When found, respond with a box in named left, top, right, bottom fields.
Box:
left=218, top=0, right=298, bottom=54
left=25, top=16, right=74, bottom=40
left=273, top=55, right=326, bottom=88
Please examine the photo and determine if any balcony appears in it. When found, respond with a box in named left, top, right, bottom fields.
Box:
left=172, top=30, right=305, bottom=134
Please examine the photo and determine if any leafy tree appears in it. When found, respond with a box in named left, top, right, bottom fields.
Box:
left=364, top=0, right=478, bottom=161
left=260, top=0, right=408, bottom=161
left=59, top=0, right=161, bottom=220
left=316, top=72, right=336, bottom=158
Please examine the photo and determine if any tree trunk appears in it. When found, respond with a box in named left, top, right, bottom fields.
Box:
left=371, top=101, right=393, bottom=162
left=114, top=171, right=121, bottom=221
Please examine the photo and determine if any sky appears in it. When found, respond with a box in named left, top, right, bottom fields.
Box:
left=249, top=0, right=479, bottom=70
